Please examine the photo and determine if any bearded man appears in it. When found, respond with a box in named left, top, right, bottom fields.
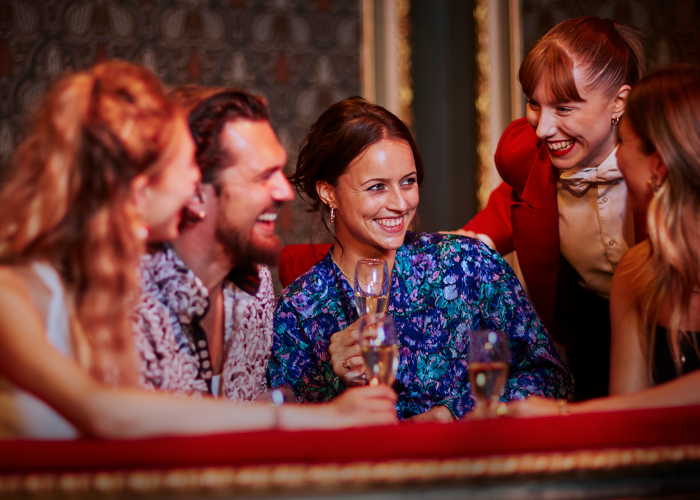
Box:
left=134, top=88, right=294, bottom=400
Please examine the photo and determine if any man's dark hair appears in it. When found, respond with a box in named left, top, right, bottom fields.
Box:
left=171, top=87, right=270, bottom=183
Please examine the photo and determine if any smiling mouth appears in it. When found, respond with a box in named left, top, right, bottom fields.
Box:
left=374, top=216, right=404, bottom=229
left=257, top=213, right=278, bottom=223
left=547, top=140, right=574, bottom=151
left=547, top=140, right=575, bottom=156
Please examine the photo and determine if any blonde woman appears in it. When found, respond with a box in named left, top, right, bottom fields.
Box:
left=0, top=61, right=396, bottom=438
left=509, top=64, right=700, bottom=417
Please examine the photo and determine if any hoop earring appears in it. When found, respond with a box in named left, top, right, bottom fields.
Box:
left=611, top=116, right=621, bottom=129
left=329, top=207, right=336, bottom=224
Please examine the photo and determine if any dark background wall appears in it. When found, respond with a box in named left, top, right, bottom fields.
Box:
left=409, top=0, right=700, bottom=234
left=410, top=0, right=479, bottom=232
left=521, top=0, right=700, bottom=70
left=1, top=0, right=699, bottom=287
left=0, top=0, right=361, bottom=274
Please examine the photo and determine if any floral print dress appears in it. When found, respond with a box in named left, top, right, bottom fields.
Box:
left=268, top=232, right=573, bottom=419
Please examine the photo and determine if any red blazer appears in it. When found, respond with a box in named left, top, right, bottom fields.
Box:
left=463, top=118, right=646, bottom=342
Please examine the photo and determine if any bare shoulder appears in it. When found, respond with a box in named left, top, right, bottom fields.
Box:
left=611, top=241, right=650, bottom=305
left=0, top=264, right=34, bottom=298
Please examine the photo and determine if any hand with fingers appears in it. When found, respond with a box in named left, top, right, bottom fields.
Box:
left=438, top=229, right=476, bottom=237
left=329, top=322, right=367, bottom=387
left=327, top=385, right=399, bottom=427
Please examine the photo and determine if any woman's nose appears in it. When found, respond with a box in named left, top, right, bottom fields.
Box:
left=535, top=110, right=558, bottom=139
left=388, top=186, right=408, bottom=211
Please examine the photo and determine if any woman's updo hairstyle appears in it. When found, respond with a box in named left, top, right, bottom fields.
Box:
left=519, top=16, right=645, bottom=102
left=0, top=60, right=179, bottom=386
left=291, top=96, right=424, bottom=233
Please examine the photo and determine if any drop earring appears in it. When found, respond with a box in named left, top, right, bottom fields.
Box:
left=329, top=207, right=336, bottom=224
left=611, top=116, right=621, bottom=129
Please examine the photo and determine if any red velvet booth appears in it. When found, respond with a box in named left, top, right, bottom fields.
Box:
left=279, top=243, right=331, bottom=289
left=2, top=406, right=700, bottom=498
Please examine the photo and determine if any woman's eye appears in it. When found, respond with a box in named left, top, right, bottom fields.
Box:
left=526, top=100, right=540, bottom=109
left=556, top=107, right=573, bottom=113
left=402, top=177, right=417, bottom=186
left=368, top=183, right=385, bottom=191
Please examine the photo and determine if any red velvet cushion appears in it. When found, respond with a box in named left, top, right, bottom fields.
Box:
left=278, top=244, right=332, bottom=289
left=1, top=406, right=700, bottom=473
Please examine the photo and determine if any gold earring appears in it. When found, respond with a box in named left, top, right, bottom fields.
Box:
left=647, top=176, right=661, bottom=194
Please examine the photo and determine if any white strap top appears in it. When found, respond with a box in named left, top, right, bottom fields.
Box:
left=0, top=262, right=79, bottom=439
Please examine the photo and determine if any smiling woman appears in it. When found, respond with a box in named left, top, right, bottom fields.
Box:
left=268, top=97, right=573, bottom=422
left=454, top=17, right=646, bottom=402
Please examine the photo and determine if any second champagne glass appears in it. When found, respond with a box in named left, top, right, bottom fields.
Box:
left=354, top=259, right=390, bottom=316
left=468, top=330, right=510, bottom=417
left=358, top=313, right=399, bottom=386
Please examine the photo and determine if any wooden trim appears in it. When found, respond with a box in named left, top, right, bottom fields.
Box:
left=2, top=443, right=698, bottom=496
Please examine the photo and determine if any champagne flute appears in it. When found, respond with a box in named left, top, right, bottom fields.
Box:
left=358, top=313, right=399, bottom=386
left=354, top=259, right=390, bottom=316
left=468, top=330, right=510, bottom=417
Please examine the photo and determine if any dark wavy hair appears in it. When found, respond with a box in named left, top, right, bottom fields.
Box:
left=291, top=96, right=424, bottom=237
left=170, top=86, right=270, bottom=188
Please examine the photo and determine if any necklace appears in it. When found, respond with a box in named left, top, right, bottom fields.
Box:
left=330, top=250, right=354, bottom=284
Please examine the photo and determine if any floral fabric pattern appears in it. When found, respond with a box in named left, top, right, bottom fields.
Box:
left=269, top=232, right=573, bottom=419
left=133, top=246, right=274, bottom=401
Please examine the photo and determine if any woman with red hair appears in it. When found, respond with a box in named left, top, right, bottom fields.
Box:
left=0, top=61, right=396, bottom=438
left=509, top=64, right=700, bottom=415
left=451, top=17, right=645, bottom=401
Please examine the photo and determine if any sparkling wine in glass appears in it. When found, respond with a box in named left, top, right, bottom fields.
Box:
left=468, top=330, right=510, bottom=417
left=358, top=313, right=399, bottom=386
left=354, top=259, right=390, bottom=316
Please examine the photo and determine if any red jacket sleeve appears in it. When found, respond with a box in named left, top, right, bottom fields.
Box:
left=462, top=182, right=516, bottom=255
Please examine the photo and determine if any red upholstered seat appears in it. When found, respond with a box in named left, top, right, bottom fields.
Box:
left=278, top=243, right=332, bottom=289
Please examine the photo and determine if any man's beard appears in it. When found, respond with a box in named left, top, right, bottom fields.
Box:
left=215, top=217, right=282, bottom=268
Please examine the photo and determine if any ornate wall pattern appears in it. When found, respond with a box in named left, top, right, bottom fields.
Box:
left=521, top=0, right=700, bottom=70
left=0, top=0, right=361, bottom=288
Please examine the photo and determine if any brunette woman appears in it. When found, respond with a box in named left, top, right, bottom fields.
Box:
left=268, top=97, right=572, bottom=422
left=451, top=17, right=646, bottom=400
left=0, top=61, right=396, bottom=438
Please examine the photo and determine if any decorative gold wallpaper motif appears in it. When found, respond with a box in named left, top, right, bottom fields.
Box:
left=521, top=0, right=700, bottom=70
left=0, top=0, right=362, bottom=287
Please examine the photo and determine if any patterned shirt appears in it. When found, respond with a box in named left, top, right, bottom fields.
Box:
left=269, top=232, right=573, bottom=419
left=133, top=246, right=274, bottom=401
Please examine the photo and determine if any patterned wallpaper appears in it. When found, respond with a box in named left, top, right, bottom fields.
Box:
left=0, top=0, right=361, bottom=287
left=521, top=0, right=700, bottom=70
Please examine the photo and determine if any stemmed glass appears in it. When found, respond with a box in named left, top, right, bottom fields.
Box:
left=357, top=313, right=399, bottom=386
left=468, top=330, right=510, bottom=417
left=354, top=259, right=390, bottom=316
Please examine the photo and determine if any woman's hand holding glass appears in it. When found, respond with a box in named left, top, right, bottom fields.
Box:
left=329, top=324, right=367, bottom=387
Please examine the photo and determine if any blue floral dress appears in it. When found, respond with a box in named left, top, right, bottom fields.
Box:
left=269, top=232, right=573, bottom=419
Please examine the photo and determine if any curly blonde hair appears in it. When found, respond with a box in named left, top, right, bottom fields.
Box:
left=0, top=60, right=178, bottom=385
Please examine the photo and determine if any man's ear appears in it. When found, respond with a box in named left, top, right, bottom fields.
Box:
left=129, top=173, right=150, bottom=217
left=316, top=180, right=336, bottom=208
left=613, top=84, right=631, bottom=118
